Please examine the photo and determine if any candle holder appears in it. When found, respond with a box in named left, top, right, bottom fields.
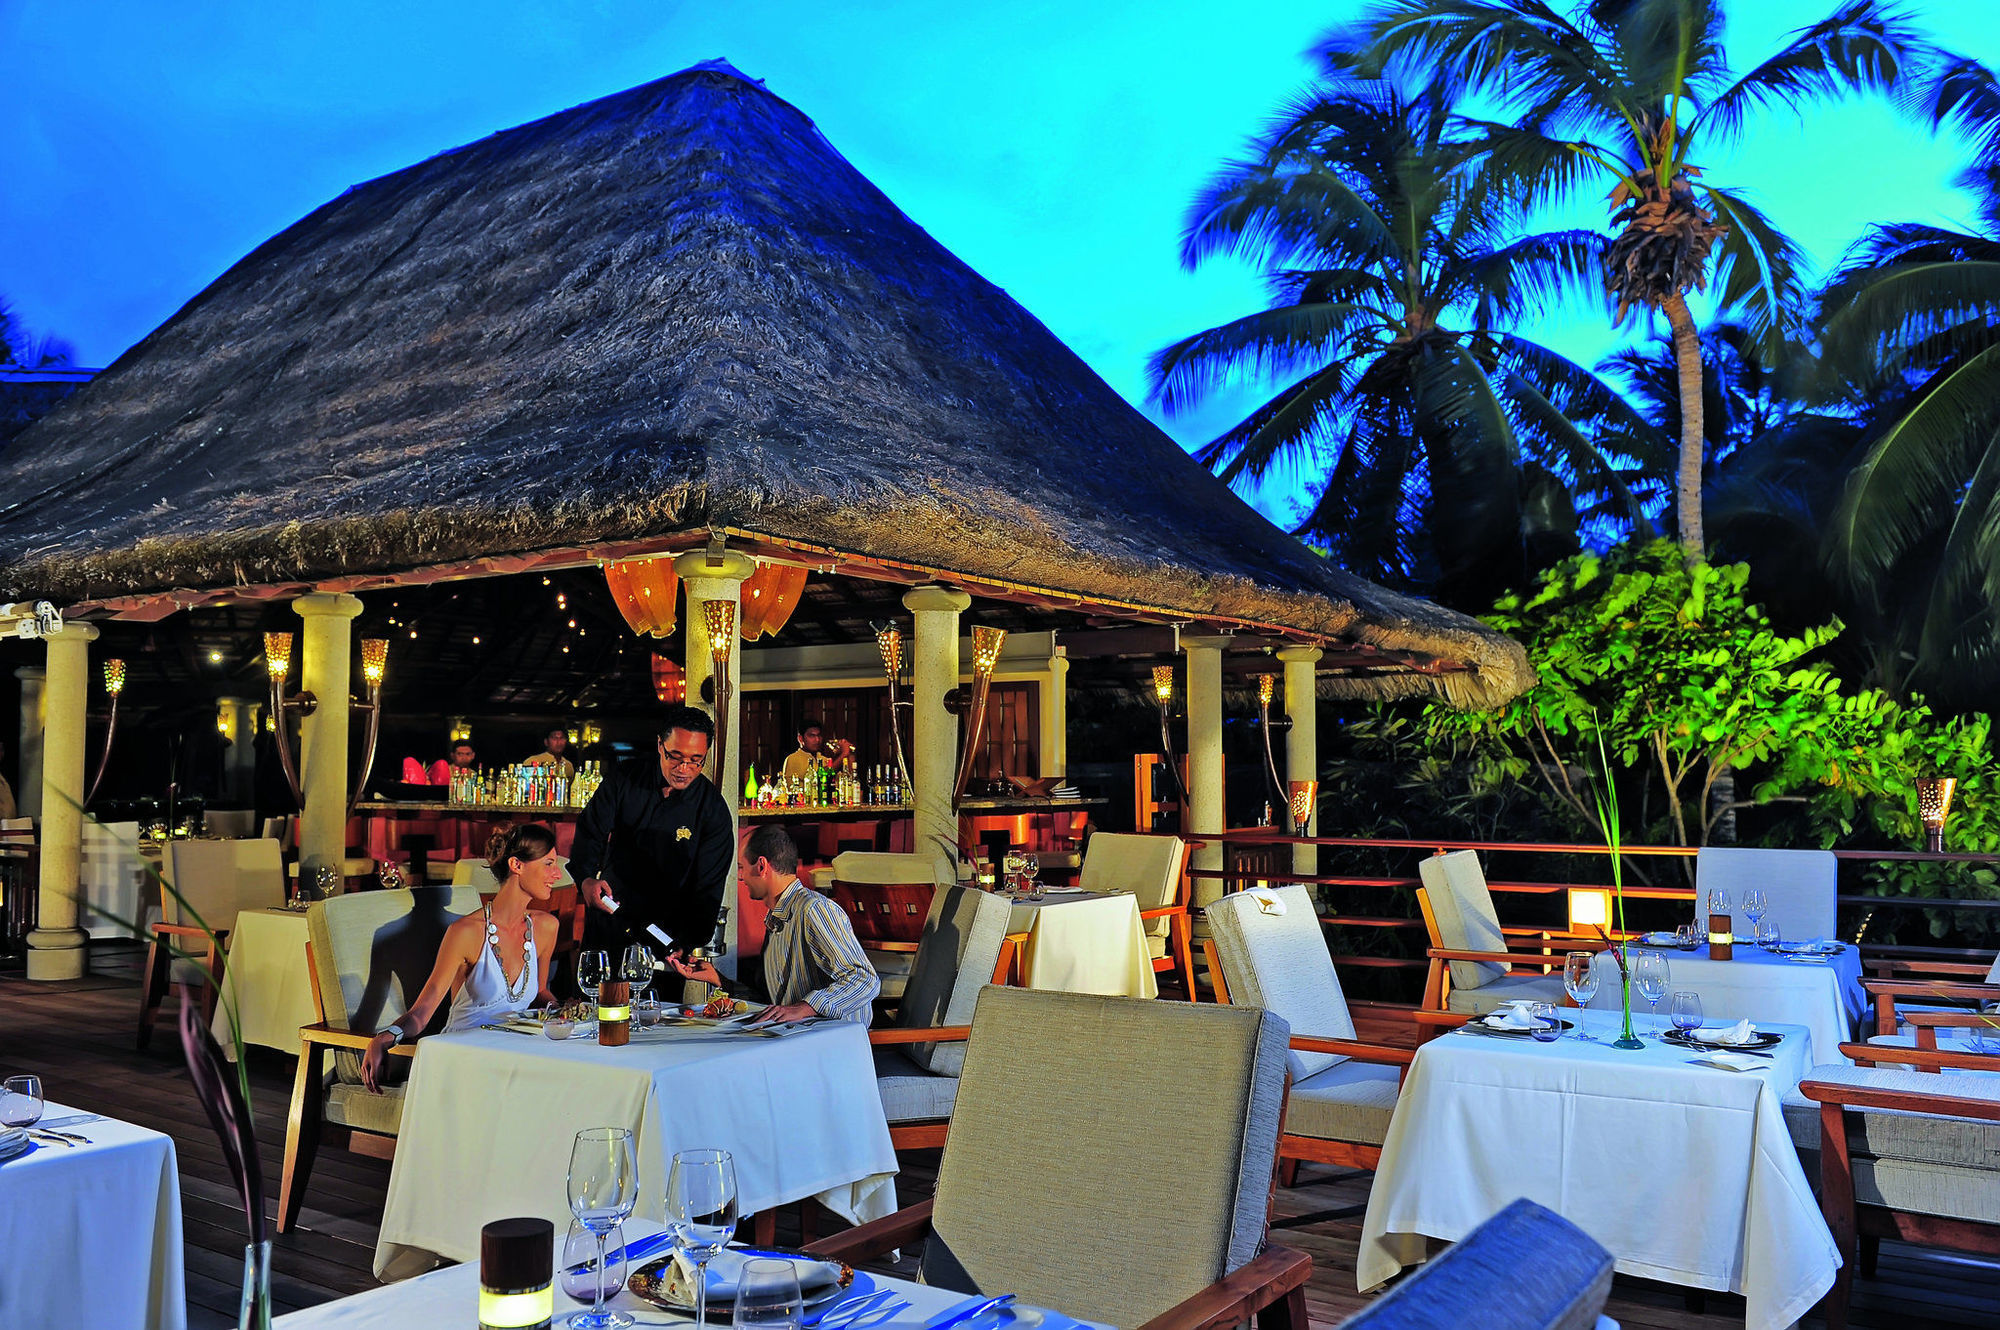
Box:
left=1255, top=673, right=1285, bottom=821
left=263, top=632, right=318, bottom=808
left=1288, top=780, right=1318, bottom=838
left=702, top=599, right=737, bottom=784
left=1917, top=776, right=1957, bottom=853
left=1152, top=665, right=1192, bottom=810
left=949, top=627, right=1007, bottom=809
left=874, top=622, right=914, bottom=799
left=86, top=658, right=126, bottom=805
left=348, top=638, right=389, bottom=812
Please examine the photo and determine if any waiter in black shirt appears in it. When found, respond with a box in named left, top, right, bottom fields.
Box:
left=570, top=705, right=736, bottom=960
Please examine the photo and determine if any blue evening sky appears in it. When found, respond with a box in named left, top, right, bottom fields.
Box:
left=4, top=1, right=1995, bottom=525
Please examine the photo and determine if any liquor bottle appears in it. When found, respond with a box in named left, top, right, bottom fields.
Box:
left=744, top=764, right=759, bottom=802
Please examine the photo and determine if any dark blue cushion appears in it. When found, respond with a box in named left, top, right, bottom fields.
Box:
left=1339, top=1199, right=1613, bottom=1330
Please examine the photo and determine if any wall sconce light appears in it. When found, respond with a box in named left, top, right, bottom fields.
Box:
left=702, top=599, right=738, bottom=781
left=1151, top=664, right=1192, bottom=811
left=603, top=558, right=681, bottom=638
left=86, top=658, right=127, bottom=805
left=1288, top=779, right=1318, bottom=838
left=349, top=638, right=389, bottom=810
left=873, top=622, right=913, bottom=797
left=1917, top=776, right=1957, bottom=853
left=949, top=626, right=1007, bottom=808
left=216, top=706, right=235, bottom=741
left=580, top=722, right=604, bottom=747
left=1567, top=887, right=1613, bottom=936
left=264, top=631, right=318, bottom=807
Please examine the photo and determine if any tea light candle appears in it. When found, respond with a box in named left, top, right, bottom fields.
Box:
left=480, top=1217, right=553, bottom=1329
left=598, top=979, right=631, bottom=1047
left=1708, top=911, right=1734, bottom=960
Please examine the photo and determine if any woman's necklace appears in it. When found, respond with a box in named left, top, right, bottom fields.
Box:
left=484, top=904, right=533, bottom=1002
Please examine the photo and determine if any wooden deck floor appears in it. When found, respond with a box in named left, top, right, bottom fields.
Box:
left=1, top=945, right=1995, bottom=1328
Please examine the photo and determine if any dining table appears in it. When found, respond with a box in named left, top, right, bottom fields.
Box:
left=209, top=906, right=319, bottom=1057
left=1587, top=939, right=1865, bottom=1062
left=1359, top=1011, right=1834, bottom=1330
left=0, top=1102, right=187, bottom=1330
left=373, top=1014, right=899, bottom=1280
left=1003, top=888, right=1157, bottom=999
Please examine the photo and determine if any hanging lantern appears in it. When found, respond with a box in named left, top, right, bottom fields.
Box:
left=738, top=562, right=809, bottom=641
left=603, top=558, right=680, bottom=637
left=651, top=655, right=686, bottom=705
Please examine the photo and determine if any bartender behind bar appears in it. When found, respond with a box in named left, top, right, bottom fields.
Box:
left=569, top=704, right=735, bottom=960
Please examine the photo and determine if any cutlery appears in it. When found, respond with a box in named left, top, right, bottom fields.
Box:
left=479, top=1023, right=541, bottom=1036
left=841, top=1298, right=909, bottom=1330
left=565, top=1229, right=675, bottom=1276
left=27, top=1130, right=78, bottom=1147
left=34, top=1127, right=89, bottom=1142
left=925, top=1293, right=1017, bottom=1330
left=811, top=1291, right=896, bottom=1329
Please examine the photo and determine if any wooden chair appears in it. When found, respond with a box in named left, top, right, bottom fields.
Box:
left=1413, top=850, right=1580, bottom=1032
left=812, top=851, right=948, bottom=1002
left=137, top=838, right=284, bottom=1049
left=0, top=817, right=37, bottom=952
left=1204, top=885, right=1413, bottom=1184
left=203, top=809, right=258, bottom=839
left=808, top=986, right=1310, bottom=1330
left=277, top=885, right=484, bottom=1232
left=1077, top=832, right=1197, bottom=999
left=1331, top=1198, right=1612, bottom=1328
left=1862, top=951, right=2000, bottom=1037
left=1695, top=846, right=1837, bottom=939
left=1798, top=1040, right=2000, bottom=1329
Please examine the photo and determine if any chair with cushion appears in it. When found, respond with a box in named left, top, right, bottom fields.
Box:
left=277, top=884, right=483, bottom=1232
left=204, top=809, right=258, bottom=839
left=1794, top=1040, right=2000, bottom=1329
left=1695, top=846, right=1836, bottom=941
left=812, top=851, right=949, bottom=1002
left=1204, top=885, right=1413, bottom=1184
left=1861, top=949, right=2000, bottom=1038
left=869, top=882, right=1024, bottom=1149
left=1077, top=832, right=1196, bottom=999
left=138, top=838, right=285, bottom=1048
left=810, top=986, right=1310, bottom=1330
left=1415, top=850, right=1568, bottom=1022
left=1333, top=1198, right=1613, bottom=1329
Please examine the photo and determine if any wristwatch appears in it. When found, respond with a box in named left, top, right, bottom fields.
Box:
left=383, top=1022, right=407, bottom=1045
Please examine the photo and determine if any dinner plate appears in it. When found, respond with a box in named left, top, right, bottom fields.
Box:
left=0, top=1129, right=33, bottom=1161
left=1777, top=942, right=1843, bottom=957
left=1469, top=1017, right=1574, bottom=1038
left=1662, top=1027, right=1782, bottom=1051
left=627, top=1252, right=862, bottom=1321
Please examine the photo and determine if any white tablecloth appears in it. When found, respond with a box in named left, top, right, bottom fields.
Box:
left=374, top=1020, right=899, bottom=1279
left=0, top=1102, right=186, bottom=1330
left=1589, top=942, right=1865, bottom=1062
left=1359, top=1012, right=1833, bottom=1330
left=1008, top=891, right=1158, bottom=998
left=291, top=1220, right=1109, bottom=1327
left=211, top=907, right=318, bottom=1056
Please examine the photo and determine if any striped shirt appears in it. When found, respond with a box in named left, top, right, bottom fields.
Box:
left=762, top=880, right=880, bottom=1022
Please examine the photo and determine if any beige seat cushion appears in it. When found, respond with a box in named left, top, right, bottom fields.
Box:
left=873, top=1046, right=959, bottom=1123
left=1444, top=972, right=1564, bottom=1015
left=1419, top=851, right=1509, bottom=991
left=1287, top=1061, right=1401, bottom=1146
left=166, top=838, right=285, bottom=934
left=326, top=1081, right=406, bottom=1136
left=867, top=947, right=916, bottom=1001
left=923, top=987, right=1288, bottom=1329
left=894, top=884, right=1013, bottom=1076
left=1078, top=834, right=1184, bottom=939
left=1786, top=1068, right=2000, bottom=1224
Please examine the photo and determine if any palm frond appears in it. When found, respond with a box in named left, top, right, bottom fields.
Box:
left=1452, top=229, right=1609, bottom=324
left=1689, top=0, right=1925, bottom=144
left=1701, top=185, right=1807, bottom=350
left=1914, top=424, right=2000, bottom=680
left=1193, top=360, right=1359, bottom=485
left=1148, top=302, right=1387, bottom=411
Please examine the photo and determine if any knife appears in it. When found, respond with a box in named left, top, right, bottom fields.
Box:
left=925, top=1292, right=1017, bottom=1330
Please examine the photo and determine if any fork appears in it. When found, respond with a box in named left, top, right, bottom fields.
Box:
left=838, top=1297, right=909, bottom=1330
left=811, top=1290, right=897, bottom=1329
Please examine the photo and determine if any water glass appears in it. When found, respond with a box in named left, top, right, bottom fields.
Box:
left=1633, top=951, right=1670, bottom=1034
left=1674, top=922, right=1701, bottom=949
left=577, top=950, right=609, bottom=1004
left=1529, top=1002, right=1562, bottom=1042
left=1562, top=952, right=1598, bottom=1040
left=0, top=1075, right=42, bottom=1129
left=561, top=1218, right=628, bottom=1306
left=1670, top=991, right=1704, bottom=1041
left=668, top=1148, right=739, bottom=1330
left=1758, top=920, right=1782, bottom=952
left=568, top=1128, right=640, bottom=1330
left=632, top=997, right=662, bottom=1029
left=733, top=1258, right=805, bottom=1330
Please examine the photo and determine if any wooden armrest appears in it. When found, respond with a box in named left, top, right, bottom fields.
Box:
left=1425, top=947, right=1565, bottom=966
left=867, top=1026, right=972, bottom=1045
left=1869, top=959, right=1993, bottom=978
left=1864, top=980, right=2000, bottom=1002
left=1412, top=1010, right=1470, bottom=1029
left=1837, top=1041, right=2000, bottom=1073
left=299, top=1023, right=415, bottom=1057
left=1805, top=1065, right=2000, bottom=1118
left=1903, top=1010, right=2000, bottom=1027
left=1291, top=1036, right=1414, bottom=1067
left=1138, top=905, right=1187, bottom=920
left=801, top=1198, right=934, bottom=1263
left=155, top=923, right=221, bottom=942
left=1134, top=1244, right=1311, bottom=1330
left=868, top=942, right=921, bottom=954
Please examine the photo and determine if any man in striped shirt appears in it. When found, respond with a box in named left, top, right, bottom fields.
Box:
left=668, top=824, right=879, bottom=1024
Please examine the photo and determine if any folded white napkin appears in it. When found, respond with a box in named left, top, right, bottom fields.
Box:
left=1694, top=1018, right=1756, bottom=1045
left=1692, top=1051, right=1766, bottom=1072
left=666, top=1248, right=844, bottom=1301
left=1243, top=888, right=1286, bottom=916
left=1483, top=1006, right=1540, bottom=1030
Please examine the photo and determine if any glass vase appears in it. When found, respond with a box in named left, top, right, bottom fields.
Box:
left=1611, top=969, right=1644, bottom=1050
left=239, top=1239, right=272, bottom=1330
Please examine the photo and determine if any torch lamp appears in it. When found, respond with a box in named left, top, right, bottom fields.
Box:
left=1254, top=673, right=1287, bottom=822
left=702, top=599, right=738, bottom=783
left=347, top=638, right=389, bottom=810
left=85, top=658, right=126, bottom=805
left=874, top=621, right=914, bottom=798
left=1288, top=779, right=1318, bottom=839
left=1151, top=664, right=1192, bottom=809
left=947, top=627, right=1007, bottom=809
left=1917, top=776, right=1957, bottom=853
left=264, top=630, right=318, bottom=807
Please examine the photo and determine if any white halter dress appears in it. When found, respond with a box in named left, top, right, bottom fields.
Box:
left=445, top=906, right=539, bottom=1032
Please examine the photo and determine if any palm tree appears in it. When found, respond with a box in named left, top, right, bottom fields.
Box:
left=0, top=297, right=75, bottom=369
left=1151, top=78, right=1663, bottom=605
left=1332, top=0, right=1928, bottom=559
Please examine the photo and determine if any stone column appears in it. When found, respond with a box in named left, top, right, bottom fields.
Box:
left=295, top=593, right=362, bottom=884
left=1279, top=645, right=1323, bottom=882
left=904, top=585, right=971, bottom=878
left=675, top=550, right=755, bottom=978
left=1040, top=650, right=1069, bottom=778
left=27, top=623, right=97, bottom=980
left=1183, top=636, right=1230, bottom=921
left=218, top=697, right=257, bottom=806
left=14, top=665, right=44, bottom=820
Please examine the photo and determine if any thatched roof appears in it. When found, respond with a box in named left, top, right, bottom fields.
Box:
left=0, top=61, right=1529, bottom=708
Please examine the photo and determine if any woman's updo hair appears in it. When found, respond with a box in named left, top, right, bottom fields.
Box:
left=486, top=823, right=558, bottom=882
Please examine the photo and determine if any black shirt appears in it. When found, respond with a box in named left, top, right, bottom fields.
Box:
left=567, top=758, right=735, bottom=952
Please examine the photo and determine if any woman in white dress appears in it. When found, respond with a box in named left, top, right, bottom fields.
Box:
left=360, top=823, right=561, bottom=1091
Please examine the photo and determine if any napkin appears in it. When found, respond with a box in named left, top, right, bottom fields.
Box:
left=1243, top=888, right=1287, bottom=916
left=665, top=1248, right=844, bottom=1302
left=1694, top=1018, right=1756, bottom=1045
left=1482, top=1006, right=1540, bottom=1030
left=1690, top=1051, right=1767, bottom=1072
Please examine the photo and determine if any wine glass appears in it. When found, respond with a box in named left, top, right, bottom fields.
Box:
left=0, top=1075, right=43, bottom=1128
left=1529, top=1001, right=1562, bottom=1043
left=577, top=950, right=609, bottom=1005
left=1633, top=952, right=1670, bottom=1035
left=1562, top=952, right=1598, bottom=1041
left=1021, top=853, right=1043, bottom=902
left=1741, top=889, right=1767, bottom=935
left=1000, top=850, right=1030, bottom=897
left=668, top=1148, right=739, bottom=1330
left=567, top=1128, right=639, bottom=1330
left=733, top=1258, right=804, bottom=1330
left=561, top=1218, right=628, bottom=1307
left=620, top=943, right=654, bottom=997
left=1707, top=887, right=1732, bottom=928
left=1670, top=991, right=1704, bottom=1043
